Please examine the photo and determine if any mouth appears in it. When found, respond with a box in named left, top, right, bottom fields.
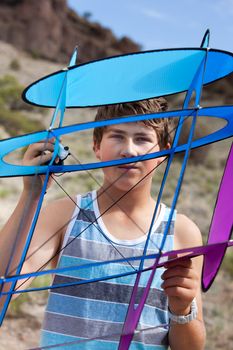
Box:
left=118, top=165, right=138, bottom=170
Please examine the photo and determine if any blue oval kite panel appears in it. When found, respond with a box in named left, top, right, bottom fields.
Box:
left=23, top=48, right=233, bottom=108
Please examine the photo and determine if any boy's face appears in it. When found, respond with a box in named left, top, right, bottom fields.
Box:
left=94, top=122, right=165, bottom=192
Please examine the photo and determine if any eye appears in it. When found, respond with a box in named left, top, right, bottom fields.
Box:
left=110, top=134, right=123, bottom=139
left=136, top=137, right=152, bottom=143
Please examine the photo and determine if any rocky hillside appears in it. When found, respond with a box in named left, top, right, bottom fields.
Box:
left=0, top=0, right=232, bottom=101
left=0, top=0, right=140, bottom=63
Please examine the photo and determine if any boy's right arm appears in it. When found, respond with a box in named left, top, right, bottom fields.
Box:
left=0, top=140, right=74, bottom=300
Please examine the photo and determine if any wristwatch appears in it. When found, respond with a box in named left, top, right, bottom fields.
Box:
left=168, top=298, right=198, bottom=324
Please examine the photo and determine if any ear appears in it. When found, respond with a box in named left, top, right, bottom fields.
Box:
left=93, top=140, right=101, bottom=160
left=157, top=142, right=171, bottom=164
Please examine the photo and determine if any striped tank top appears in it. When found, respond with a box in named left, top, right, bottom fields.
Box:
left=40, top=190, right=175, bottom=349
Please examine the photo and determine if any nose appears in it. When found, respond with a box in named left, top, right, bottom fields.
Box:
left=120, top=139, right=138, bottom=158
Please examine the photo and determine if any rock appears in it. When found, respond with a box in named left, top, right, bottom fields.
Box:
left=0, top=0, right=140, bottom=63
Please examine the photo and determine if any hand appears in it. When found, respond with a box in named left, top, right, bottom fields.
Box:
left=161, top=257, right=199, bottom=315
left=22, top=138, right=55, bottom=199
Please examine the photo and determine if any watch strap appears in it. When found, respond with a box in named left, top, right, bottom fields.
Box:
left=168, top=298, right=198, bottom=324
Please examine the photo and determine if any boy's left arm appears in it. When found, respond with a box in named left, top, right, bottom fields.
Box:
left=162, top=214, right=206, bottom=350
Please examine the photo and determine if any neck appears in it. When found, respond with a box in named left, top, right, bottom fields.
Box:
left=97, top=181, right=154, bottom=215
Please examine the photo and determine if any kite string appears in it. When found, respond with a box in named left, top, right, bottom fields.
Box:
left=7, top=112, right=173, bottom=275
left=6, top=120, right=170, bottom=278
left=6, top=112, right=192, bottom=294
left=9, top=111, right=193, bottom=289
left=12, top=159, right=165, bottom=292
left=41, top=112, right=192, bottom=263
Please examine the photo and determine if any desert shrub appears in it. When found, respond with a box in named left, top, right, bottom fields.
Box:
left=0, top=188, right=11, bottom=198
left=223, top=251, right=233, bottom=277
left=0, top=75, right=47, bottom=113
left=9, top=275, right=51, bottom=317
left=0, top=108, right=44, bottom=137
left=0, top=75, right=23, bottom=110
left=9, top=58, right=21, bottom=71
left=83, top=11, right=92, bottom=20
left=29, top=49, right=41, bottom=60
left=0, top=75, right=47, bottom=136
left=8, top=292, right=29, bottom=317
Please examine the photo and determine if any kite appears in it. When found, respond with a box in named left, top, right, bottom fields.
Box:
left=0, top=29, right=233, bottom=349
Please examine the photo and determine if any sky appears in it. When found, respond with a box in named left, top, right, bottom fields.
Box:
left=68, top=0, right=233, bottom=52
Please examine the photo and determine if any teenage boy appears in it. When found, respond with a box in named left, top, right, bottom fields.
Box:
left=0, top=98, right=206, bottom=349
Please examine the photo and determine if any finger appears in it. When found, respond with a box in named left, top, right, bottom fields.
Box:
left=164, top=257, right=193, bottom=269
left=24, top=151, right=53, bottom=166
left=28, top=138, right=55, bottom=153
left=161, top=266, right=195, bottom=280
left=168, top=254, right=178, bottom=261
left=26, top=142, right=55, bottom=160
left=34, top=152, right=53, bottom=165
left=162, top=285, right=197, bottom=300
left=161, top=276, right=197, bottom=290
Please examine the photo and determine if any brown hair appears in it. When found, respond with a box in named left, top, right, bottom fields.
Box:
left=93, top=98, right=173, bottom=149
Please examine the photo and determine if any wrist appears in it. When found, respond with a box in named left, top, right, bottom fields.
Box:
left=168, top=305, right=191, bottom=316
left=168, top=299, right=198, bottom=324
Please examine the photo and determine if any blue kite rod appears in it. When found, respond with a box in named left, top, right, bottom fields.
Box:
left=145, top=47, right=209, bottom=270
left=118, top=53, right=208, bottom=350
left=0, top=51, right=70, bottom=325
left=0, top=171, right=50, bottom=325
left=138, top=52, right=208, bottom=272
left=1, top=106, right=233, bottom=177
left=1, top=252, right=161, bottom=287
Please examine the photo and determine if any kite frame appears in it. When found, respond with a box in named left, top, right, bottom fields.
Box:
left=0, top=29, right=233, bottom=349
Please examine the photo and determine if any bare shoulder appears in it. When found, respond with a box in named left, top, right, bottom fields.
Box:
left=174, top=213, right=203, bottom=250
left=44, top=196, right=76, bottom=215
left=23, top=196, right=78, bottom=274
left=39, top=196, right=77, bottom=239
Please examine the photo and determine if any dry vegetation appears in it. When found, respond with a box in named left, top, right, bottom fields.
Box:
left=0, top=40, right=232, bottom=349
